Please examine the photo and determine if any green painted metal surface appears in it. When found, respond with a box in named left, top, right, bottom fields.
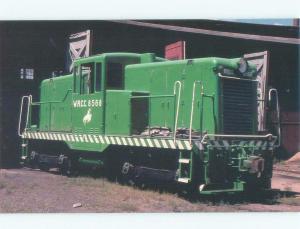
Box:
left=39, top=75, right=73, bottom=132
left=105, top=90, right=132, bottom=135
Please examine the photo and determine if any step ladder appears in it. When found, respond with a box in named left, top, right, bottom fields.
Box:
left=177, top=150, right=193, bottom=183
left=177, top=80, right=201, bottom=184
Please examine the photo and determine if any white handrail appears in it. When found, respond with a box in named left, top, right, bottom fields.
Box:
left=27, top=95, right=32, bottom=131
left=173, top=81, right=182, bottom=143
left=268, top=88, right=281, bottom=147
left=18, top=95, right=32, bottom=137
left=18, top=96, right=27, bottom=137
left=189, top=81, right=203, bottom=144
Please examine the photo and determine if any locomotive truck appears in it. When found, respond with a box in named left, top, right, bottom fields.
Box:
left=18, top=52, right=280, bottom=194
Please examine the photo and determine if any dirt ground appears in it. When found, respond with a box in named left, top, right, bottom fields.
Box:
left=0, top=160, right=300, bottom=213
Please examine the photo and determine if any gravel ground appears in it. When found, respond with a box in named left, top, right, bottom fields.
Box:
left=0, top=161, right=299, bottom=213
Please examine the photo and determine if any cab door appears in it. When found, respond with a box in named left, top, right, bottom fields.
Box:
left=72, top=61, right=104, bottom=134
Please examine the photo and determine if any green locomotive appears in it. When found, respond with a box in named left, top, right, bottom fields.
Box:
left=18, top=52, right=279, bottom=194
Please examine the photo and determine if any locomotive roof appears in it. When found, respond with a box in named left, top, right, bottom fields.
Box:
left=73, top=52, right=166, bottom=64
left=73, top=52, right=257, bottom=73
left=125, top=56, right=257, bottom=73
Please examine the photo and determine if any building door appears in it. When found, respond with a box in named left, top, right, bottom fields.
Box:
left=67, top=30, right=92, bottom=72
left=164, top=41, right=186, bottom=60
left=244, top=51, right=269, bottom=132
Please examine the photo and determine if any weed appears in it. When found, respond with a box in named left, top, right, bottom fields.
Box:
left=118, top=202, right=139, bottom=212
left=5, top=189, right=12, bottom=195
left=29, top=183, right=38, bottom=189
left=0, top=182, right=6, bottom=189
left=284, top=186, right=292, bottom=192
left=279, top=197, right=300, bottom=206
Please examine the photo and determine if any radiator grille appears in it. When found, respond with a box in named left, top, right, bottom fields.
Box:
left=222, top=79, right=256, bottom=134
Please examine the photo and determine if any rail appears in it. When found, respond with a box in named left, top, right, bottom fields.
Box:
left=189, top=81, right=203, bottom=144
left=173, top=81, right=182, bottom=143
left=18, top=95, right=32, bottom=137
left=268, top=88, right=281, bottom=147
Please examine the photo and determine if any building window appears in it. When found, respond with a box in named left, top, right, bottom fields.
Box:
left=20, top=68, right=34, bottom=80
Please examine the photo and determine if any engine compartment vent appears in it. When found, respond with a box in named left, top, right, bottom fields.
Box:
left=221, top=78, right=256, bottom=134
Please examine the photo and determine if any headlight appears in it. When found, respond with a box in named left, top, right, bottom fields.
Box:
left=238, top=58, right=248, bottom=74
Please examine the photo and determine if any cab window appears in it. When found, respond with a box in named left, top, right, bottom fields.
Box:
left=95, top=63, right=102, bottom=91
left=80, top=63, right=94, bottom=94
left=106, top=57, right=140, bottom=90
left=106, top=62, right=123, bottom=89
left=73, top=66, right=79, bottom=93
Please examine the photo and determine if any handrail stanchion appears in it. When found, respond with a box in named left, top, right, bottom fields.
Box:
left=18, top=95, right=32, bottom=137
left=173, top=81, right=182, bottom=144
left=189, top=81, right=202, bottom=144
left=268, top=88, right=281, bottom=147
left=26, top=95, right=32, bottom=130
left=18, top=96, right=26, bottom=137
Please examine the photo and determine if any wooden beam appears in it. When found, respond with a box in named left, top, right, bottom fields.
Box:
left=111, top=20, right=300, bottom=45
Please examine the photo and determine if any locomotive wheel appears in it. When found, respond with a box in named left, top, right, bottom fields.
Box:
left=27, top=150, right=39, bottom=169
left=118, top=162, right=135, bottom=186
left=39, top=163, right=50, bottom=172
left=60, top=156, right=78, bottom=177
left=60, top=157, right=72, bottom=176
left=65, top=159, right=73, bottom=177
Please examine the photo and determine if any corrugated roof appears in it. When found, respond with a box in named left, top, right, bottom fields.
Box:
left=111, top=20, right=300, bottom=45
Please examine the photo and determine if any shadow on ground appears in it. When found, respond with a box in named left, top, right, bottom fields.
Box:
left=43, top=166, right=300, bottom=206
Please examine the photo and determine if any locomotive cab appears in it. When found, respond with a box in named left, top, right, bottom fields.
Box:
left=71, top=53, right=152, bottom=139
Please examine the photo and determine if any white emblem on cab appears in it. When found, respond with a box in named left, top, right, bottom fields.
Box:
left=83, top=108, right=92, bottom=125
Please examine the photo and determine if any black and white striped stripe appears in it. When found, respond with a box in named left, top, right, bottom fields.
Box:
left=206, top=139, right=276, bottom=150
left=21, top=131, right=192, bottom=150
